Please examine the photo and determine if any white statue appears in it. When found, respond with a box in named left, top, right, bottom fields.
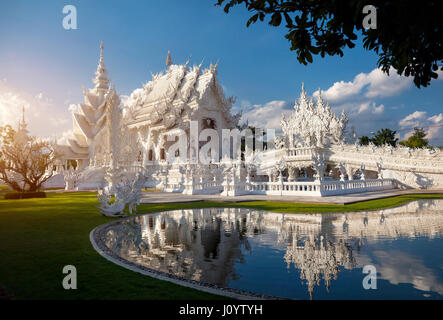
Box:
left=376, top=161, right=383, bottom=179
left=360, top=164, right=366, bottom=180
left=337, top=162, right=346, bottom=181
left=312, top=153, right=326, bottom=181
left=63, top=168, right=80, bottom=191
left=97, top=171, right=148, bottom=217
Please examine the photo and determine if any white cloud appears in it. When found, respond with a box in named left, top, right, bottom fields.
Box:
left=398, top=111, right=427, bottom=128
left=68, top=104, right=77, bottom=113
left=372, top=250, right=443, bottom=295
left=239, top=100, right=292, bottom=131
left=0, top=81, right=72, bottom=140
left=373, top=104, right=385, bottom=114
left=309, top=67, right=441, bottom=139
left=314, top=67, right=412, bottom=103
left=358, top=102, right=370, bottom=113
left=56, top=129, right=74, bottom=145
left=398, top=111, right=443, bottom=145
left=428, top=113, right=443, bottom=123
left=357, top=102, right=385, bottom=115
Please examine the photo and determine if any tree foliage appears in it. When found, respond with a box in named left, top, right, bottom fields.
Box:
left=358, top=135, right=370, bottom=146
left=0, top=125, right=16, bottom=153
left=370, top=128, right=398, bottom=147
left=216, top=0, right=443, bottom=88
left=0, top=126, right=58, bottom=192
left=399, top=127, right=429, bottom=149
left=359, top=128, right=398, bottom=147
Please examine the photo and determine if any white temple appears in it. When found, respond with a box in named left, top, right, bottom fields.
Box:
left=51, top=42, right=443, bottom=195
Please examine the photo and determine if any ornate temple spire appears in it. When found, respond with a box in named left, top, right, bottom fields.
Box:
left=93, top=41, right=110, bottom=93
left=166, top=50, right=173, bottom=67
left=299, top=83, right=309, bottom=108
left=18, top=106, right=27, bottom=131
left=316, top=88, right=325, bottom=109
left=15, top=106, right=29, bottom=144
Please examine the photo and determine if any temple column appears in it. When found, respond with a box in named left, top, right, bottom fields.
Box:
left=288, top=166, right=296, bottom=182
left=345, top=164, right=355, bottom=180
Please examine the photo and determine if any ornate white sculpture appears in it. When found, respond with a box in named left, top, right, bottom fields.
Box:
left=275, top=159, right=287, bottom=181
left=97, top=171, right=148, bottom=217
left=63, top=168, right=80, bottom=191
left=337, top=162, right=347, bottom=181
left=312, top=153, right=326, bottom=181
left=376, top=161, right=383, bottom=179
left=281, top=85, right=348, bottom=148
left=360, top=164, right=366, bottom=180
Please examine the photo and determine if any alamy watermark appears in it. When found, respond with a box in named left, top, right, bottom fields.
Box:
left=62, top=5, right=77, bottom=30
left=62, top=265, right=77, bottom=290
left=142, top=121, right=276, bottom=173
left=362, top=265, right=377, bottom=290
left=362, top=5, right=377, bottom=29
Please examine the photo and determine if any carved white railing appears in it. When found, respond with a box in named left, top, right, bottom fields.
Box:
left=318, top=178, right=396, bottom=196
left=151, top=176, right=396, bottom=197
left=163, top=179, right=223, bottom=195
left=248, top=181, right=322, bottom=196
left=183, top=180, right=223, bottom=195
left=132, top=161, right=398, bottom=197
left=121, top=164, right=145, bottom=174
left=240, top=178, right=396, bottom=196
left=286, top=147, right=315, bottom=157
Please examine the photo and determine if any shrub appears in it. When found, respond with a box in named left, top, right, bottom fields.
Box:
left=4, top=192, right=47, bottom=200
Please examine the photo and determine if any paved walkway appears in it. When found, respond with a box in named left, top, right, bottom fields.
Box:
left=140, top=189, right=443, bottom=205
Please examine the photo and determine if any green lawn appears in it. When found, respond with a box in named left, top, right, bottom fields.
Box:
left=0, top=192, right=442, bottom=300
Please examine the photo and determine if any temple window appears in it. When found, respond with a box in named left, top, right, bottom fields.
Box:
left=202, top=118, right=216, bottom=130
left=160, top=148, right=165, bottom=160
left=148, top=149, right=153, bottom=161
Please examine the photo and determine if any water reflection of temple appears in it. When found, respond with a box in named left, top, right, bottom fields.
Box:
left=103, top=200, right=443, bottom=298
left=105, top=208, right=251, bottom=286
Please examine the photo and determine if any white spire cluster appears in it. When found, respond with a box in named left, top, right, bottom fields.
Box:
left=281, top=85, right=348, bottom=148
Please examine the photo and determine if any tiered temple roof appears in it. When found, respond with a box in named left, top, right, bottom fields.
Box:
left=123, top=53, right=240, bottom=130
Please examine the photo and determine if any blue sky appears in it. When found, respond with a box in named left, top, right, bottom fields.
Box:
left=0, top=0, right=442, bottom=145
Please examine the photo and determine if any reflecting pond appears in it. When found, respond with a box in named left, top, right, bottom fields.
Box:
left=101, top=200, right=443, bottom=299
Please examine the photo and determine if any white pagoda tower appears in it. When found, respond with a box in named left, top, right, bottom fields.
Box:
left=62, top=41, right=121, bottom=170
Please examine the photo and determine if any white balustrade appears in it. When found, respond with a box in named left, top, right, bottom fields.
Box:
left=138, top=162, right=397, bottom=197
left=239, top=178, right=396, bottom=197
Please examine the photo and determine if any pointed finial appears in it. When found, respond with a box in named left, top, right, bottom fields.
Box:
left=299, top=82, right=308, bottom=103
left=17, top=105, right=28, bottom=133
left=166, top=50, right=173, bottom=66
left=93, top=40, right=110, bottom=92
left=100, top=41, right=104, bottom=59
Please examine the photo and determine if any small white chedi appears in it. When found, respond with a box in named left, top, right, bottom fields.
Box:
left=48, top=41, right=442, bottom=206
